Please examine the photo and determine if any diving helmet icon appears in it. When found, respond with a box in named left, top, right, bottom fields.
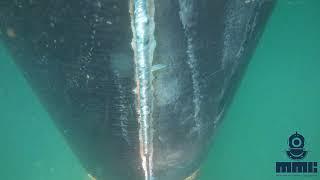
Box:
left=286, top=132, right=307, bottom=160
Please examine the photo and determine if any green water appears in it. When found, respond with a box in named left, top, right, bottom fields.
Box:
left=0, top=45, right=86, bottom=178
left=201, top=1, right=320, bottom=180
left=0, top=0, right=319, bottom=179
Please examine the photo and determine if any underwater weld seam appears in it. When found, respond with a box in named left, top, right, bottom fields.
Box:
left=130, top=0, right=156, bottom=179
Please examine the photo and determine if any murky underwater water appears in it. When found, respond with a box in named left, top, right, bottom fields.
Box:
left=0, top=0, right=319, bottom=180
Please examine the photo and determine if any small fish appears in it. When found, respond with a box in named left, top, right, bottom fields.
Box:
left=87, top=174, right=97, bottom=180
left=151, top=64, right=167, bottom=72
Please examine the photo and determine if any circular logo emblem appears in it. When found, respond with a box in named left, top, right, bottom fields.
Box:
left=286, top=132, right=307, bottom=160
